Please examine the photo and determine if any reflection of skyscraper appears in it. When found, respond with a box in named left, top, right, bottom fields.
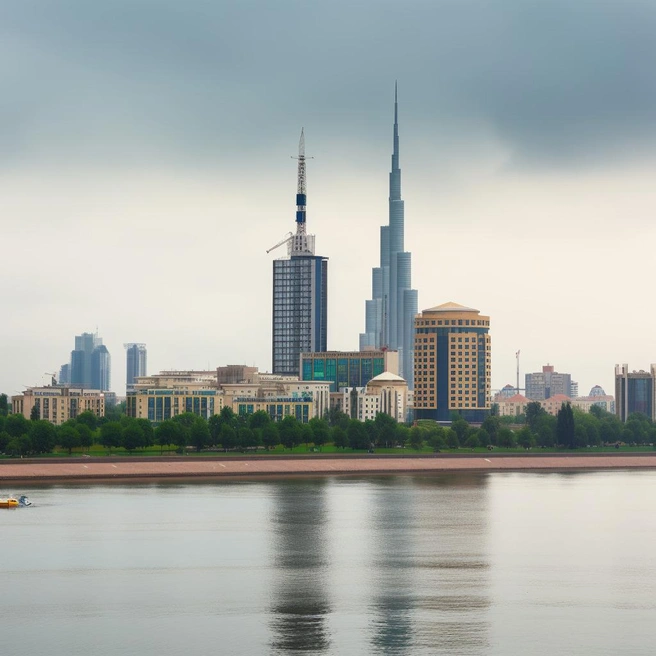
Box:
left=271, top=130, right=328, bottom=376
left=269, top=480, right=331, bottom=653
left=360, top=85, right=418, bottom=388
left=125, top=343, right=147, bottom=392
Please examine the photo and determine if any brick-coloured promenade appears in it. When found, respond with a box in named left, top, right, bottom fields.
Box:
left=2, top=453, right=656, bottom=483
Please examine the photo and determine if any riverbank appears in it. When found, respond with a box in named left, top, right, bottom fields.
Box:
left=2, top=453, right=656, bottom=483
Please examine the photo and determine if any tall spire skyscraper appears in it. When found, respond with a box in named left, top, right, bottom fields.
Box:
left=270, top=130, right=328, bottom=376
left=360, top=85, right=418, bottom=388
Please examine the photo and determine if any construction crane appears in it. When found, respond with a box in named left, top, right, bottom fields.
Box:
left=266, top=231, right=293, bottom=254
left=45, top=372, right=57, bottom=386
left=266, top=129, right=315, bottom=256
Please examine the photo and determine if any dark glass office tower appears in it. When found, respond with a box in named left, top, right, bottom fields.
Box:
left=271, top=130, right=328, bottom=376
left=125, top=343, right=147, bottom=392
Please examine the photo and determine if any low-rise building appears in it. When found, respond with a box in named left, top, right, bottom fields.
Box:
left=331, top=372, right=408, bottom=422
left=12, top=386, right=105, bottom=425
left=496, top=393, right=531, bottom=418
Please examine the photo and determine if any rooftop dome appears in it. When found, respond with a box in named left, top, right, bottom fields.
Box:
left=423, top=301, right=479, bottom=313
left=369, top=371, right=406, bottom=383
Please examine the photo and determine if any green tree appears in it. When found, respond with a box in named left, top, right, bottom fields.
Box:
left=374, top=412, right=398, bottom=447
left=122, top=423, right=145, bottom=452
left=156, top=420, right=182, bottom=454
left=262, top=423, right=279, bottom=450
left=208, top=414, right=222, bottom=449
left=516, top=426, right=536, bottom=449
left=0, top=393, right=9, bottom=416
left=477, top=428, right=491, bottom=447
left=445, top=428, right=460, bottom=449
left=136, top=419, right=154, bottom=448
left=525, top=402, right=546, bottom=432
left=347, top=420, right=370, bottom=450
left=7, top=435, right=31, bottom=456
left=427, top=425, right=447, bottom=451
left=409, top=426, right=425, bottom=451
left=249, top=410, right=270, bottom=430
left=279, top=416, right=302, bottom=450
left=464, top=432, right=480, bottom=449
left=396, top=425, right=410, bottom=447
left=309, top=417, right=330, bottom=449
left=5, top=414, right=29, bottom=438
left=556, top=402, right=576, bottom=449
left=76, top=424, right=94, bottom=452
left=301, top=423, right=314, bottom=448
left=190, top=417, right=210, bottom=452
left=0, top=430, right=11, bottom=453
left=30, top=405, right=40, bottom=421
left=59, top=425, right=81, bottom=455
left=497, top=427, right=517, bottom=448
left=238, top=426, right=260, bottom=451
left=482, top=415, right=500, bottom=445
left=219, top=406, right=237, bottom=427
left=76, top=410, right=99, bottom=430
left=220, top=424, right=238, bottom=451
left=100, top=421, right=123, bottom=453
left=29, top=420, right=57, bottom=454
left=326, top=406, right=350, bottom=430
left=332, top=426, right=348, bottom=449
left=451, top=418, right=469, bottom=441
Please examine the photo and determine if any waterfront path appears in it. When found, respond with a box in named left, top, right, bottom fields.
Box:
left=2, top=452, right=656, bottom=482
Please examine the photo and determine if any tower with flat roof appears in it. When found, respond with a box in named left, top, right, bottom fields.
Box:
left=414, top=302, right=491, bottom=422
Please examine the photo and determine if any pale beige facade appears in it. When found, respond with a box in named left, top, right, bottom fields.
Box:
left=332, top=372, right=408, bottom=422
left=12, top=386, right=105, bottom=425
left=126, top=368, right=330, bottom=423
left=496, top=393, right=531, bottom=417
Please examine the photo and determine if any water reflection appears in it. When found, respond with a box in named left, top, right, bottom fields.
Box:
left=369, top=476, right=417, bottom=654
left=411, top=474, right=491, bottom=655
left=269, top=479, right=332, bottom=654
left=368, top=474, right=492, bottom=655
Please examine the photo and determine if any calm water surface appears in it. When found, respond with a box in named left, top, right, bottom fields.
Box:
left=3, top=472, right=656, bottom=655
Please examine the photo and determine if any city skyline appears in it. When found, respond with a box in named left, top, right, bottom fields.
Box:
left=3, top=2, right=656, bottom=397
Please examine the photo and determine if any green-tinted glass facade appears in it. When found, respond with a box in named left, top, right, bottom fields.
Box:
left=300, top=352, right=392, bottom=392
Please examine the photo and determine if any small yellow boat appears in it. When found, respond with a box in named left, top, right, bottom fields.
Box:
left=0, top=495, right=31, bottom=508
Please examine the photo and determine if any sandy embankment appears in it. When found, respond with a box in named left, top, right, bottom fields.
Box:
left=2, top=453, right=656, bottom=484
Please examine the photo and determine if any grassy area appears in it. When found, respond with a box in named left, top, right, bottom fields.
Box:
left=2, top=443, right=655, bottom=459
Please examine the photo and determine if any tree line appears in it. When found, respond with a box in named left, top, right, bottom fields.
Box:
left=0, top=399, right=652, bottom=456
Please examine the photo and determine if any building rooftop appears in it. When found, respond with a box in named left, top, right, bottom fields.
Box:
left=502, top=394, right=531, bottom=403
left=369, top=371, right=406, bottom=383
left=423, top=301, right=479, bottom=313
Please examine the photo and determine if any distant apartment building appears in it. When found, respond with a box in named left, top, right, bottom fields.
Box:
left=615, top=364, right=656, bottom=421
left=300, top=349, right=399, bottom=393
left=525, top=365, right=572, bottom=401
left=496, top=393, right=531, bottom=418
left=125, top=343, right=147, bottom=392
left=413, top=302, right=491, bottom=423
left=12, top=386, right=105, bottom=425
left=331, top=371, right=409, bottom=423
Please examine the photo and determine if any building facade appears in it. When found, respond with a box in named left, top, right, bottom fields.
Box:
left=126, top=369, right=330, bottom=424
left=125, top=343, right=147, bottom=392
left=360, top=85, right=418, bottom=388
left=300, top=349, right=399, bottom=392
left=332, top=372, right=409, bottom=423
left=271, top=130, right=328, bottom=376
left=91, top=344, right=111, bottom=392
left=615, top=364, right=656, bottom=421
left=12, top=386, right=105, bottom=425
left=413, top=302, right=491, bottom=423
left=525, top=365, right=572, bottom=401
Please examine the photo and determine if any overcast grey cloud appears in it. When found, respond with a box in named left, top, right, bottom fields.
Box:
left=2, top=1, right=656, bottom=397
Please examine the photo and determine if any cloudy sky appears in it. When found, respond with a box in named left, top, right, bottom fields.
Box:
left=2, top=0, right=656, bottom=398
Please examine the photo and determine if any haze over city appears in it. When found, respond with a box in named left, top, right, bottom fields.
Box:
left=3, top=1, right=656, bottom=396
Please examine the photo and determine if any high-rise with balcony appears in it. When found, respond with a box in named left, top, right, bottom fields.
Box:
left=359, top=84, right=418, bottom=388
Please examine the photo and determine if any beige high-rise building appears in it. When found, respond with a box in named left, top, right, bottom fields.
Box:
left=414, top=302, right=491, bottom=422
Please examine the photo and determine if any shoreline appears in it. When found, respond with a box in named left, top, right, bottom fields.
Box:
left=2, top=453, right=656, bottom=485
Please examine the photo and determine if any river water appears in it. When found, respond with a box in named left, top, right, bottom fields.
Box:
left=2, top=471, right=656, bottom=655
